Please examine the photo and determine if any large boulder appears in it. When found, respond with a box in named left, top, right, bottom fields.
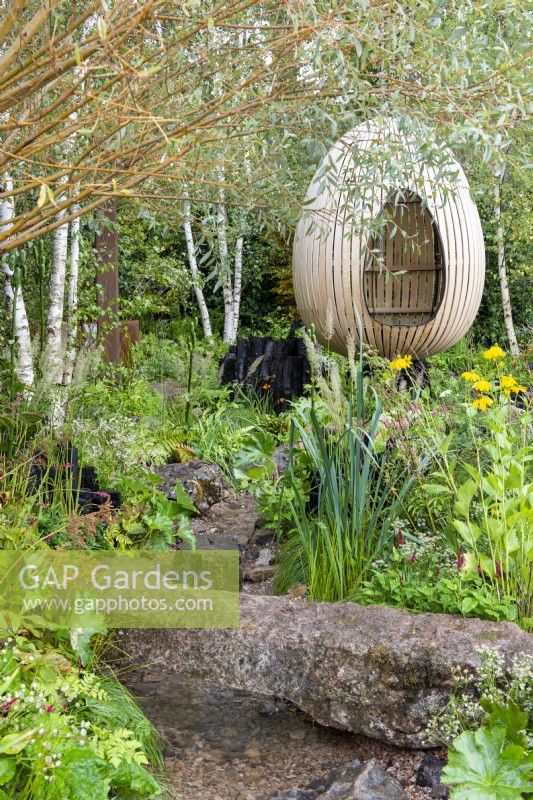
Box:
left=119, top=595, right=532, bottom=748
left=269, top=759, right=408, bottom=800
left=154, top=460, right=229, bottom=512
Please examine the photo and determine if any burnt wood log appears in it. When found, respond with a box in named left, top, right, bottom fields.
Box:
left=28, top=444, right=120, bottom=514
left=394, top=358, right=430, bottom=392
left=220, top=331, right=310, bottom=412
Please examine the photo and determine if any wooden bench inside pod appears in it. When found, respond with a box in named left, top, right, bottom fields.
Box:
left=363, top=191, right=445, bottom=327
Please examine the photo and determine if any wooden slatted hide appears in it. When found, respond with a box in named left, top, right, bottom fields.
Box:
left=292, top=119, right=485, bottom=359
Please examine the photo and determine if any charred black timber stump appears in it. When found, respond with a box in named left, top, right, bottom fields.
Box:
left=394, top=358, right=430, bottom=392
left=28, top=444, right=120, bottom=514
left=220, top=330, right=310, bottom=412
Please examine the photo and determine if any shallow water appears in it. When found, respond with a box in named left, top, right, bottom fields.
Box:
left=130, top=674, right=428, bottom=800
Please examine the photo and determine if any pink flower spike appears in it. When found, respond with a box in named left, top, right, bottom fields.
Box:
left=0, top=699, right=16, bottom=711
left=46, top=704, right=54, bottom=713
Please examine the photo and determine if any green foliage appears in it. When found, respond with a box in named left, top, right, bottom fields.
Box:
left=104, top=474, right=196, bottom=550
left=419, top=402, right=532, bottom=625
left=0, top=634, right=163, bottom=800
left=443, top=725, right=532, bottom=800
left=357, top=547, right=518, bottom=623
left=427, top=646, right=532, bottom=747
left=275, top=362, right=415, bottom=601
left=190, top=391, right=280, bottom=482
left=366, top=344, right=533, bottom=627
left=471, top=163, right=533, bottom=347
left=117, top=204, right=193, bottom=324
left=67, top=378, right=180, bottom=484
left=132, top=334, right=184, bottom=382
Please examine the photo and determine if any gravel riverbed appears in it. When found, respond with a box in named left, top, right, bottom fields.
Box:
left=130, top=675, right=444, bottom=800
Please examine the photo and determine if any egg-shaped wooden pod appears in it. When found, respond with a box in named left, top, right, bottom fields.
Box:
left=292, top=118, right=485, bottom=359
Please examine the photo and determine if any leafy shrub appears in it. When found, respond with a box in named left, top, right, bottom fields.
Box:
left=420, top=403, right=532, bottom=626
left=71, top=378, right=166, bottom=421
left=104, top=473, right=196, bottom=550
left=68, top=379, right=181, bottom=484
left=356, top=541, right=518, bottom=623
left=190, top=393, right=280, bottom=481
left=0, top=634, right=163, bottom=799
left=132, top=335, right=184, bottom=382
left=435, top=648, right=533, bottom=800
left=376, top=345, right=532, bottom=626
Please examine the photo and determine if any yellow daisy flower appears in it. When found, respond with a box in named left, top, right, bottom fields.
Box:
left=472, top=379, right=492, bottom=393
left=461, top=371, right=480, bottom=382
left=389, top=354, right=413, bottom=371
left=483, top=345, right=505, bottom=361
left=471, top=395, right=494, bottom=411
left=503, top=384, right=527, bottom=397
left=499, top=375, right=517, bottom=389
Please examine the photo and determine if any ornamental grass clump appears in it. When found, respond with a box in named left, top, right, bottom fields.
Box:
left=275, top=360, right=415, bottom=601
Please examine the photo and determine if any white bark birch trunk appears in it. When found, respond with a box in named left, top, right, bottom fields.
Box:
left=230, top=156, right=250, bottom=344
left=217, top=201, right=234, bottom=343
left=1, top=172, right=34, bottom=386
left=44, top=174, right=70, bottom=383
left=62, top=208, right=80, bottom=385
left=493, top=168, right=519, bottom=356
left=215, top=165, right=236, bottom=344
left=231, top=231, right=244, bottom=345
left=183, top=198, right=213, bottom=341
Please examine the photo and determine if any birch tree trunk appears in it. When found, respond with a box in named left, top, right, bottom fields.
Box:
left=232, top=229, right=244, bottom=344
left=1, top=172, right=34, bottom=387
left=230, top=154, right=251, bottom=345
left=224, top=155, right=250, bottom=345
left=215, top=163, right=237, bottom=344
left=183, top=198, right=213, bottom=341
left=216, top=197, right=235, bottom=344
left=62, top=208, right=80, bottom=385
left=44, top=175, right=70, bottom=383
left=493, top=167, right=519, bottom=356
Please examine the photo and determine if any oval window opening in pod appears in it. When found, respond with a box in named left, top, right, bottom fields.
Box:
left=363, top=190, right=445, bottom=328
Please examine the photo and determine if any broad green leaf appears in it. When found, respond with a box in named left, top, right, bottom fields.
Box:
left=0, top=757, right=15, bottom=785
left=479, top=701, right=528, bottom=748
left=454, top=479, right=477, bottom=519
left=453, top=519, right=480, bottom=546
left=461, top=595, right=478, bottom=614
left=443, top=726, right=533, bottom=800
left=0, top=728, right=37, bottom=755
left=173, top=481, right=198, bottom=514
